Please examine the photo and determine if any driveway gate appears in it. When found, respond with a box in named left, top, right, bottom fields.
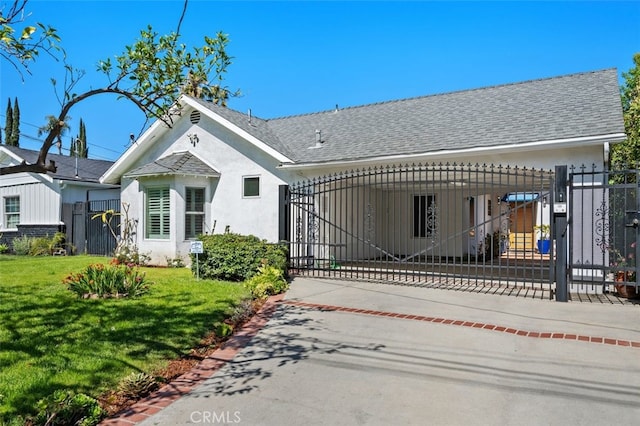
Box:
left=282, top=163, right=556, bottom=294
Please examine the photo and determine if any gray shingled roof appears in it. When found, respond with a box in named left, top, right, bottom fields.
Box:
left=189, top=69, right=624, bottom=165
left=2, top=145, right=114, bottom=182
left=124, top=151, right=220, bottom=178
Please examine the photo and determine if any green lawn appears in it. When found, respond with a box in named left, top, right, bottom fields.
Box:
left=0, top=255, right=248, bottom=422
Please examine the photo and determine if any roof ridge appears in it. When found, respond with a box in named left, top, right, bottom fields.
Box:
left=267, top=68, right=618, bottom=121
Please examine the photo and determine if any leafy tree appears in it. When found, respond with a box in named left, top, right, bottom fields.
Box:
left=0, top=0, right=237, bottom=175
left=38, top=114, right=69, bottom=154
left=10, top=96, right=20, bottom=146
left=611, top=53, right=640, bottom=168
left=3, top=98, right=11, bottom=144
left=0, top=0, right=60, bottom=78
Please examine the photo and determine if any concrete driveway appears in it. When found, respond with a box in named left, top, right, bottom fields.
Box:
left=129, top=277, right=640, bottom=426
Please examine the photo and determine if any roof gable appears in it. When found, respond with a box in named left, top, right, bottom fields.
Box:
left=124, top=151, right=220, bottom=178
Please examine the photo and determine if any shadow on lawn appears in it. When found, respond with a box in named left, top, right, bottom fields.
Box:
left=0, top=283, right=238, bottom=420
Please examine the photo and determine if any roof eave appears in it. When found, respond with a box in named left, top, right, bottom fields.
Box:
left=278, top=133, right=627, bottom=171
left=123, top=172, right=221, bottom=179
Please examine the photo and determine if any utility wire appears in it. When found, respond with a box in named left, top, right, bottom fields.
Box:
left=0, top=114, right=124, bottom=161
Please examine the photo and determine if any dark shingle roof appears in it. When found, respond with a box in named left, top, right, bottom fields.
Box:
left=124, top=151, right=220, bottom=178
left=2, top=145, right=114, bottom=182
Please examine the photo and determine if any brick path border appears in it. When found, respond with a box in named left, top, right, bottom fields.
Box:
left=102, top=294, right=639, bottom=425
left=282, top=300, right=640, bottom=349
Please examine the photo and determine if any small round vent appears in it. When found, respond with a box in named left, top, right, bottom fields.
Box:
left=190, top=110, right=201, bottom=124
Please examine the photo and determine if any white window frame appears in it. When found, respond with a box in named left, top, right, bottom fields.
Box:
left=4, top=196, right=20, bottom=229
left=145, top=186, right=170, bottom=239
left=243, top=175, right=260, bottom=198
left=185, top=187, right=205, bottom=240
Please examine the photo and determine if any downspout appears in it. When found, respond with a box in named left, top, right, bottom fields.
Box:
left=604, top=141, right=610, bottom=171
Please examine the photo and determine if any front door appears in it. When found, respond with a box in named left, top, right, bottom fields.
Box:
left=509, top=202, right=536, bottom=251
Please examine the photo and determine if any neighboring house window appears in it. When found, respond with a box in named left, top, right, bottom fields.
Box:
left=243, top=176, right=260, bottom=198
left=413, top=195, right=435, bottom=238
left=185, top=187, right=205, bottom=239
left=4, top=196, right=20, bottom=229
left=146, top=187, right=170, bottom=239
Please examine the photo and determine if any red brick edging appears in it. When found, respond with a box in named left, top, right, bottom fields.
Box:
left=100, top=294, right=284, bottom=426
left=282, top=300, right=640, bottom=349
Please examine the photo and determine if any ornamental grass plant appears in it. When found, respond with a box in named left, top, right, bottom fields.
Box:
left=64, top=262, right=150, bottom=298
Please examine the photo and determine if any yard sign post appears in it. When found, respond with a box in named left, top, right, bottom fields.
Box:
left=190, top=241, right=204, bottom=281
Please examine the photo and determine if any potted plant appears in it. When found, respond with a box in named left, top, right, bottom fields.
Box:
left=609, top=246, right=638, bottom=299
left=533, top=224, right=551, bottom=254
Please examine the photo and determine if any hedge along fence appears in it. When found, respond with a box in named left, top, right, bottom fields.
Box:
left=191, top=233, right=288, bottom=282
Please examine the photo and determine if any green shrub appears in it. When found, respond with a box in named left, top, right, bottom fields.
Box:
left=33, top=390, right=104, bottom=426
left=118, top=372, right=158, bottom=399
left=215, top=322, right=234, bottom=338
left=193, top=233, right=288, bottom=281
left=244, top=264, right=289, bottom=299
left=166, top=255, right=186, bottom=268
left=12, top=234, right=32, bottom=255
left=228, top=298, right=257, bottom=325
left=29, top=232, right=64, bottom=256
left=64, top=263, right=151, bottom=298
left=0, top=243, right=8, bottom=254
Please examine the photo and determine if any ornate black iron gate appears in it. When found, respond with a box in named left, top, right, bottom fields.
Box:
left=569, top=165, right=639, bottom=299
left=282, top=163, right=555, bottom=294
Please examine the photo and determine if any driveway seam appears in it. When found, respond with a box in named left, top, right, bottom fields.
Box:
left=282, top=300, right=640, bottom=349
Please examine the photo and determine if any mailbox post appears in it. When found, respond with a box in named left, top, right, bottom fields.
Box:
left=553, top=165, right=568, bottom=302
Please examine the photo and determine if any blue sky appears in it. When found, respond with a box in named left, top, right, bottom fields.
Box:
left=1, top=0, right=639, bottom=161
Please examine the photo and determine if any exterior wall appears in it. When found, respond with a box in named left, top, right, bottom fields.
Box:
left=60, top=184, right=120, bottom=204
left=293, top=145, right=605, bottom=180
left=120, top=112, right=299, bottom=265
left=0, top=176, right=61, bottom=229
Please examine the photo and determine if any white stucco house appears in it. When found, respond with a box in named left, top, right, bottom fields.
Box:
left=0, top=145, right=119, bottom=253
left=100, top=69, right=625, bottom=265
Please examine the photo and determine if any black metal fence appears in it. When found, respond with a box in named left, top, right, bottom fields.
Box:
left=283, top=163, right=556, bottom=294
left=569, top=165, right=639, bottom=298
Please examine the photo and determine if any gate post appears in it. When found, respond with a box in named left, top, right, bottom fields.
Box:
left=554, top=165, right=568, bottom=302
left=278, top=185, right=290, bottom=243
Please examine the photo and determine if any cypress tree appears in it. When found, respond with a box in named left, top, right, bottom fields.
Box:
left=4, top=98, right=12, bottom=145
left=10, top=97, right=20, bottom=146
left=73, top=118, right=88, bottom=158
left=80, top=119, right=88, bottom=158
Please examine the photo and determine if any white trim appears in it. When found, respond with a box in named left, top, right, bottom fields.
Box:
left=242, top=175, right=261, bottom=198
left=180, top=96, right=293, bottom=164
left=278, top=133, right=628, bottom=170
